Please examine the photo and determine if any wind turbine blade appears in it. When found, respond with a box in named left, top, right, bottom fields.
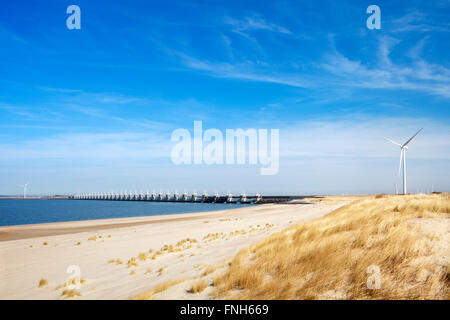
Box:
left=398, top=150, right=403, bottom=176
left=402, top=128, right=423, bottom=147
left=385, top=137, right=402, bottom=147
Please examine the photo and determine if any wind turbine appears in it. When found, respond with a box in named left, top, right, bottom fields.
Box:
left=386, top=128, right=422, bottom=195
left=19, top=182, right=29, bottom=198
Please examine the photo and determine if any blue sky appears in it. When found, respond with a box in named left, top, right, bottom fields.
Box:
left=0, top=0, right=449, bottom=195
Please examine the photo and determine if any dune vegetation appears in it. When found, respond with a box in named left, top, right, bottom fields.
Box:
left=133, top=278, right=187, bottom=300
left=189, top=279, right=209, bottom=293
left=38, top=279, right=48, bottom=288
left=212, top=193, right=449, bottom=299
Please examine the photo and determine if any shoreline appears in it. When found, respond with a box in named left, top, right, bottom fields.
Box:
left=0, top=205, right=259, bottom=242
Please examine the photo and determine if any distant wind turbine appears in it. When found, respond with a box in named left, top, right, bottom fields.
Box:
left=19, top=182, right=29, bottom=198
left=386, top=128, right=422, bottom=195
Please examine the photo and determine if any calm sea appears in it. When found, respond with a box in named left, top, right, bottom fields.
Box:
left=0, top=200, right=247, bottom=227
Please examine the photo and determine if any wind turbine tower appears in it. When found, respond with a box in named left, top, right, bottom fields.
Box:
left=19, top=182, right=29, bottom=198
left=386, top=128, right=422, bottom=195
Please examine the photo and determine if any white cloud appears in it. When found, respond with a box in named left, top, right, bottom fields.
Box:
left=175, top=33, right=450, bottom=98
left=177, top=52, right=311, bottom=88
left=280, top=117, right=450, bottom=160
left=321, top=36, right=450, bottom=97
left=1, top=116, right=448, bottom=195
left=0, top=132, right=171, bottom=161
left=1, top=116, right=448, bottom=162
left=224, top=15, right=292, bottom=35
left=389, top=11, right=450, bottom=33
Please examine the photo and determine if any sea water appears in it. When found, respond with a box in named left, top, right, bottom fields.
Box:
left=0, top=199, right=247, bottom=227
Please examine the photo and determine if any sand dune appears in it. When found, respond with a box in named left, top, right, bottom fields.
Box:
left=211, top=194, right=449, bottom=300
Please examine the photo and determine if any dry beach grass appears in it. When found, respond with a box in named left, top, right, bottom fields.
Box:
left=211, top=193, right=449, bottom=299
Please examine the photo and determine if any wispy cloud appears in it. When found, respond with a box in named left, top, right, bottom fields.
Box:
left=224, top=15, right=292, bottom=36
left=176, top=51, right=311, bottom=88
left=0, top=26, right=27, bottom=45
left=388, top=11, right=450, bottom=33
left=0, top=103, right=39, bottom=120
left=321, top=36, right=450, bottom=97
left=176, top=34, right=450, bottom=98
left=1, top=116, right=448, bottom=163
left=36, top=87, right=82, bottom=94
left=0, top=132, right=171, bottom=161
left=280, top=117, right=450, bottom=160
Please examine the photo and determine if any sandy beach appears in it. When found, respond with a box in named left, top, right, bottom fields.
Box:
left=0, top=201, right=345, bottom=300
